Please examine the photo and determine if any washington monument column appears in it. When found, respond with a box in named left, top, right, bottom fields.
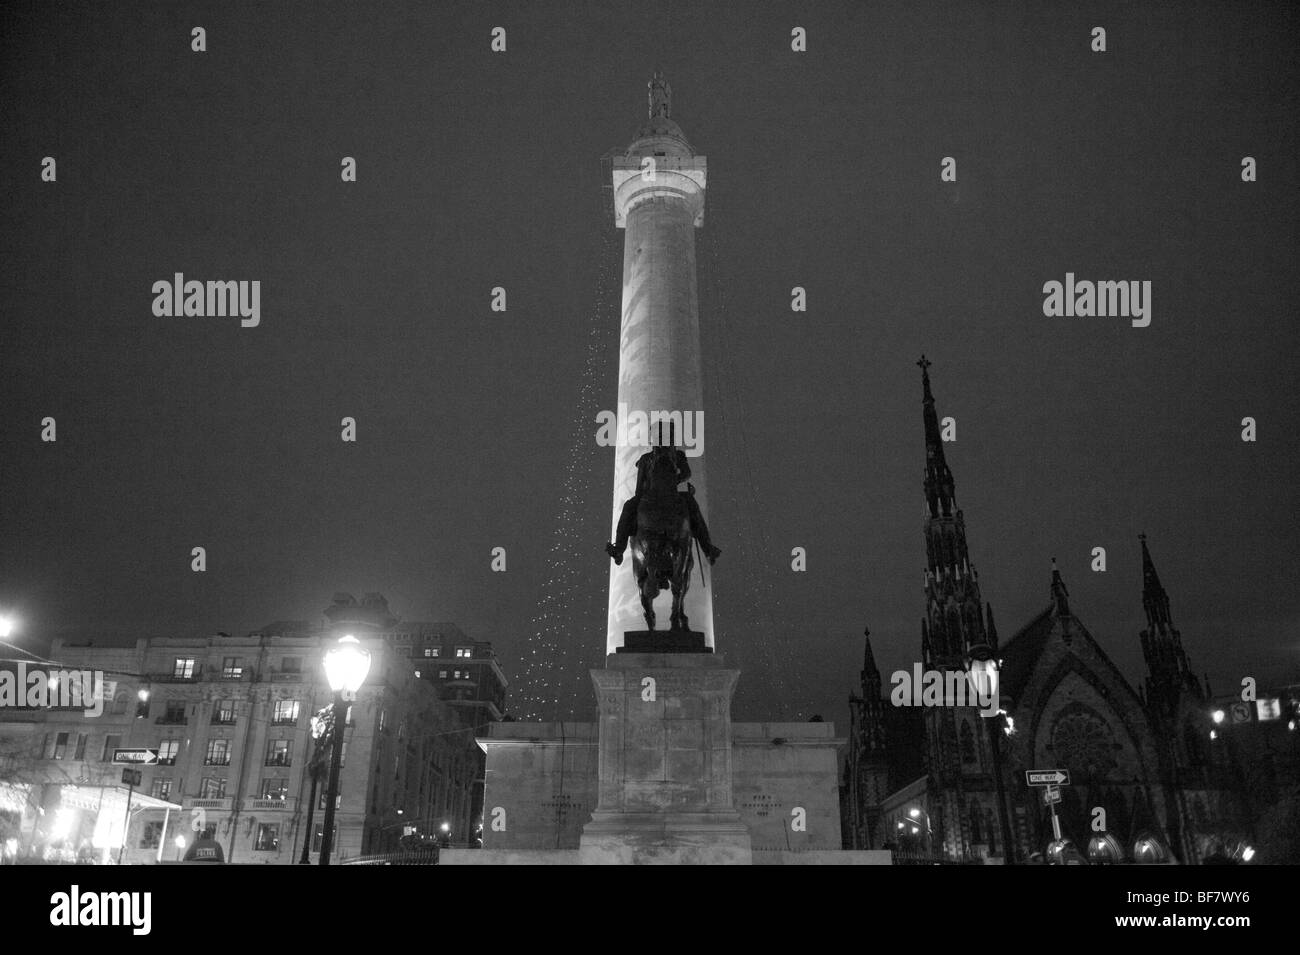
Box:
left=605, top=71, right=715, bottom=653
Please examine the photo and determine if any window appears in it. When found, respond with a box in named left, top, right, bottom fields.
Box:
left=212, top=700, right=235, bottom=724
left=205, top=739, right=231, bottom=766
left=101, top=735, right=121, bottom=762
left=280, top=656, right=301, bottom=674
left=259, top=777, right=289, bottom=800
left=51, top=733, right=69, bottom=760
left=396, top=646, right=411, bottom=657
left=151, top=777, right=172, bottom=800
left=414, top=670, right=421, bottom=679
left=172, top=658, right=196, bottom=679
left=73, top=733, right=87, bottom=761
left=199, top=777, right=226, bottom=799
left=272, top=700, right=300, bottom=725
left=265, top=739, right=292, bottom=767
left=140, top=821, right=164, bottom=849
left=453, top=670, right=461, bottom=679
left=318, top=791, right=341, bottom=811
left=424, top=647, right=439, bottom=657
left=439, top=670, right=447, bottom=679
left=158, top=738, right=180, bottom=765
left=254, top=823, right=280, bottom=851
left=162, top=700, right=187, bottom=724
left=455, top=647, right=471, bottom=658
left=221, top=656, right=243, bottom=679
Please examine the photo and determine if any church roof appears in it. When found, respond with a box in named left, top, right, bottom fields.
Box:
left=997, top=604, right=1057, bottom=700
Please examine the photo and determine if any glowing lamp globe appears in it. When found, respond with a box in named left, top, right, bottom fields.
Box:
left=324, top=635, right=371, bottom=696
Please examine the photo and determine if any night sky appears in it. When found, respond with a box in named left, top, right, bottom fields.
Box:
left=2, top=1, right=1297, bottom=727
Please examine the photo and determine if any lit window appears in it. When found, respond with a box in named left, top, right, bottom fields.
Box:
left=173, top=658, right=196, bottom=679
left=439, top=670, right=447, bottom=679
left=260, top=777, right=289, bottom=800
left=200, top=776, right=226, bottom=798
left=51, top=732, right=69, bottom=759
left=272, top=700, right=300, bottom=724
left=265, top=739, right=292, bottom=767
left=151, top=777, right=172, bottom=800
left=222, top=657, right=243, bottom=679
left=205, top=739, right=231, bottom=766
left=254, top=823, right=280, bottom=851
left=456, top=648, right=471, bottom=658
left=212, top=700, right=235, bottom=724
left=158, top=738, right=180, bottom=765
left=101, top=734, right=121, bottom=762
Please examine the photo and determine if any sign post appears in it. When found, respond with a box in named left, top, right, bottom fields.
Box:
left=117, top=767, right=142, bottom=864
left=1025, top=769, right=1070, bottom=846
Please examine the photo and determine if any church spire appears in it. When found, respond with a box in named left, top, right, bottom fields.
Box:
left=1050, top=558, right=1070, bottom=617
left=1138, top=534, right=1199, bottom=714
left=917, top=357, right=986, bottom=669
left=918, top=355, right=956, bottom=519
left=1140, top=532, right=1173, bottom=633
left=861, top=627, right=881, bottom=699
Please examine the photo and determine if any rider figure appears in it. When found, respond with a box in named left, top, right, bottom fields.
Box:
left=606, top=445, right=722, bottom=566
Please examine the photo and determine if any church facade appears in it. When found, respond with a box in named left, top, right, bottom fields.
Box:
left=843, top=359, right=1244, bottom=864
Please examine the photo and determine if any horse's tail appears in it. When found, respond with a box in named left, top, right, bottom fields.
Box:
left=693, top=536, right=707, bottom=590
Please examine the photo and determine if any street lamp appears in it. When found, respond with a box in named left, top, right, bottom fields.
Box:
left=0, top=615, right=15, bottom=639
left=298, top=706, right=332, bottom=864
left=318, top=635, right=371, bottom=866
left=966, top=643, right=1016, bottom=864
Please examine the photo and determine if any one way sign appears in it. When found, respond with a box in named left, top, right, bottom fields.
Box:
left=112, top=748, right=159, bottom=765
left=1025, top=769, right=1070, bottom=786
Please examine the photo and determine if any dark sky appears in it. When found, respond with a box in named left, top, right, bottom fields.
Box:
left=2, top=1, right=1297, bottom=728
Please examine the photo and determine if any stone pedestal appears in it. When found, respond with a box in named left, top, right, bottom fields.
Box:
left=579, top=651, right=752, bottom=864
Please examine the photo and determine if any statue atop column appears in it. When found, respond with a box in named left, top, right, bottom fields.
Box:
left=648, top=70, right=671, bottom=120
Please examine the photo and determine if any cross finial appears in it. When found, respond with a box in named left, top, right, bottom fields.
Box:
left=648, top=70, right=671, bottom=120
left=1138, top=531, right=1147, bottom=542
left=917, top=355, right=932, bottom=372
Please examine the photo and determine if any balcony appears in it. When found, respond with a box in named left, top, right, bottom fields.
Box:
left=210, top=715, right=236, bottom=726
left=184, top=796, right=232, bottom=811
left=203, top=756, right=231, bottom=767
left=219, top=668, right=254, bottom=682
left=155, top=714, right=188, bottom=725
left=148, top=670, right=203, bottom=684
left=245, top=797, right=296, bottom=812
left=269, top=670, right=303, bottom=683
left=264, top=756, right=292, bottom=768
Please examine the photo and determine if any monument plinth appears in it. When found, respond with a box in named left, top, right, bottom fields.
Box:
left=579, top=650, right=752, bottom=864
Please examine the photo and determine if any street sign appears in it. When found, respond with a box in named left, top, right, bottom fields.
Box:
left=1025, top=769, right=1070, bottom=787
left=1043, top=786, right=1062, bottom=805
left=121, top=768, right=142, bottom=787
left=1230, top=702, right=1251, bottom=724
left=112, top=748, right=159, bottom=765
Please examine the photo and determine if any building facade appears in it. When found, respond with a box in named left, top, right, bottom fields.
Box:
left=0, top=599, right=498, bottom=863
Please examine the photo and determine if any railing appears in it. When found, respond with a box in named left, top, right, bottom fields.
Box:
left=203, top=756, right=231, bottom=766
left=184, top=797, right=232, bottom=811
left=245, top=797, right=295, bottom=811
left=210, top=715, right=236, bottom=725
left=269, top=671, right=303, bottom=683
left=341, top=848, right=441, bottom=866
left=155, top=714, right=188, bottom=725
left=264, top=756, right=292, bottom=767
left=890, top=850, right=984, bottom=866
left=219, top=669, right=254, bottom=682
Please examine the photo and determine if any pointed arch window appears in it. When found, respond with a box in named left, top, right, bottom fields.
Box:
left=960, top=721, right=976, bottom=764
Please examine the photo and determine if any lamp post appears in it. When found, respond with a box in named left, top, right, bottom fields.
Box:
left=298, top=707, right=331, bottom=864
left=318, top=634, right=371, bottom=866
left=967, top=644, right=1016, bottom=865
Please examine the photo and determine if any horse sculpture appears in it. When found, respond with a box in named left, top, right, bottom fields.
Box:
left=630, top=444, right=696, bottom=631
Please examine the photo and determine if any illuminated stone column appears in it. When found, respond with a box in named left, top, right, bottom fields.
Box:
left=606, top=73, right=713, bottom=653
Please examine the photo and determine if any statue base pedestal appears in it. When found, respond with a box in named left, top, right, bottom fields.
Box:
left=616, top=629, right=710, bottom=654
left=578, top=649, right=751, bottom=865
